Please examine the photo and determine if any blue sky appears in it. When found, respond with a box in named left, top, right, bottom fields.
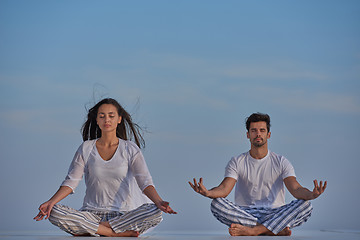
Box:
left=0, top=0, right=359, bottom=233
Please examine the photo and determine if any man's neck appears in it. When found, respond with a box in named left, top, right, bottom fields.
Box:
left=249, top=146, right=268, bottom=159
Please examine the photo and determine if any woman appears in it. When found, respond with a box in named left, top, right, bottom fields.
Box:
left=34, top=98, right=176, bottom=237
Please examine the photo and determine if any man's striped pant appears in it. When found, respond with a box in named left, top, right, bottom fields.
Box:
left=211, top=198, right=312, bottom=234
left=48, top=203, right=162, bottom=236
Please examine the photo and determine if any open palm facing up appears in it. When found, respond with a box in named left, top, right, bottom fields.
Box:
left=189, top=178, right=210, bottom=197
left=311, top=180, right=327, bottom=200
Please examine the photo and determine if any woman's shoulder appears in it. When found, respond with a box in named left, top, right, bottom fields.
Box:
left=118, top=138, right=139, bottom=149
left=77, top=139, right=97, bottom=154
left=118, top=138, right=141, bottom=155
left=82, top=139, right=97, bottom=147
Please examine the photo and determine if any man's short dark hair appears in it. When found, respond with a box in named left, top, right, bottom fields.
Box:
left=246, top=113, right=271, bottom=132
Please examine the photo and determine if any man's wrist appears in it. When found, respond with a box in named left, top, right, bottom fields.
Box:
left=204, top=190, right=211, bottom=198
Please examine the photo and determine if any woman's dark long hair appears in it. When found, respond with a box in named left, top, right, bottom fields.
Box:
left=81, top=98, right=145, bottom=148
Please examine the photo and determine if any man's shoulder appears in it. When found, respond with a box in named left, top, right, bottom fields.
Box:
left=268, top=150, right=292, bottom=166
left=268, top=150, right=286, bottom=160
left=231, top=152, right=249, bottom=162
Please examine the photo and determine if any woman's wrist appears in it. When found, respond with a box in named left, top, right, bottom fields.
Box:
left=154, top=199, right=163, bottom=206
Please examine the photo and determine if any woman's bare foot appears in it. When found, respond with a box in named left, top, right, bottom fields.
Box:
left=113, top=230, right=140, bottom=237
left=73, top=233, right=91, bottom=236
left=97, top=221, right=139, bottom=237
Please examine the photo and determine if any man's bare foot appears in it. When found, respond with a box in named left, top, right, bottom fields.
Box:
left=229, top=224, right=291, bottom=236
left=262, top=227, right=292, bottom=236
left=277, top=227, right=292, bottom=236
left=229, top=223, right=256, bottom=236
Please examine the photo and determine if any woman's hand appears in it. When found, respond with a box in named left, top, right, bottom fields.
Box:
left=143, top=185, right=177, bottom=214
left=34, top=186, right=73, bottom=222
left=156, top=201, right=177, bottom=214
left=33, top=201, right=54, bottom=221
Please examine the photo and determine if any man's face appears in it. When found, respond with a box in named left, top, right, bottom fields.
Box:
left=247, top=121, right=271, bottom=148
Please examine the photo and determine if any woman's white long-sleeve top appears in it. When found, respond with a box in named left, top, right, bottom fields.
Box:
left=61, top=139, right=153, bottom=212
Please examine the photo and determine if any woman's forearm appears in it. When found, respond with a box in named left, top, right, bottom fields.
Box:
left=49, top=186, right=73, bottom=204
left=143, top=185, right=162, bottom=205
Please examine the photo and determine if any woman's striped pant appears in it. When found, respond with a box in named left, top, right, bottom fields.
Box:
left=211, top=198, right=313, bottom=235
left=48, top=203, right=162, bottom=236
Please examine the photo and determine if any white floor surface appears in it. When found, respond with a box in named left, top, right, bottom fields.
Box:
left=0, top=230, right=359, bottom=240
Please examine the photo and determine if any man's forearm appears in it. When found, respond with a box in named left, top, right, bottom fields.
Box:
left=207, top=186, right=230, bottom=199
left=292, top=187, right=315, bottom=200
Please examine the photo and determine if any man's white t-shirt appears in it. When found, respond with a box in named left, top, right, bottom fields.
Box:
left=61, top=139, right=153, bottom=212
left=225, top=150, right=295, bottom=208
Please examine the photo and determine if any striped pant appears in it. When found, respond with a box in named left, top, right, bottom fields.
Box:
left=49, top=203, right=162, bottom=236
left=211, top=198, right=312, bottom=234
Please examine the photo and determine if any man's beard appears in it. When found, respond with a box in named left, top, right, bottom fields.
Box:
left=253, top=138, right=267, bottom=147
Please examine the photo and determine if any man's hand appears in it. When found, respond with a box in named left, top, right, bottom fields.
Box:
left=188, top=178, right=209, bottom=197
left=311, top=180, right=327, bottom=200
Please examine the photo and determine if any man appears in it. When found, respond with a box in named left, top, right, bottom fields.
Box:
left=189, top=113, right=326, bottom=236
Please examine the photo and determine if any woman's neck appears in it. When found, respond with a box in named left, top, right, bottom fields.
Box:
left=98, top=132, right=118, bottom=146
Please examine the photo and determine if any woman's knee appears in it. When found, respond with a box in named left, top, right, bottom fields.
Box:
left=48, top=206, right=99, bottom=236
left=48, top=204, right=65, bottom=222
left=139, top=203, right=163, bottom=217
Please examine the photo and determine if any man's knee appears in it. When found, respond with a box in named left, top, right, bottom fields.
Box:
left=294, top=199, right=313, bottom=211
left=304, top=200, right=312, bottom=209
left=287, top=199, right=313, bottom=223
left=210, top=198, right=231, bottom=217
left=301, top=200, right=313, bottom=216
left=211, top=197, right=227, bottom=207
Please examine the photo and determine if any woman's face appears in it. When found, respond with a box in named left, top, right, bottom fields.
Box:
left=96, top=104, right=122, bottom=134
